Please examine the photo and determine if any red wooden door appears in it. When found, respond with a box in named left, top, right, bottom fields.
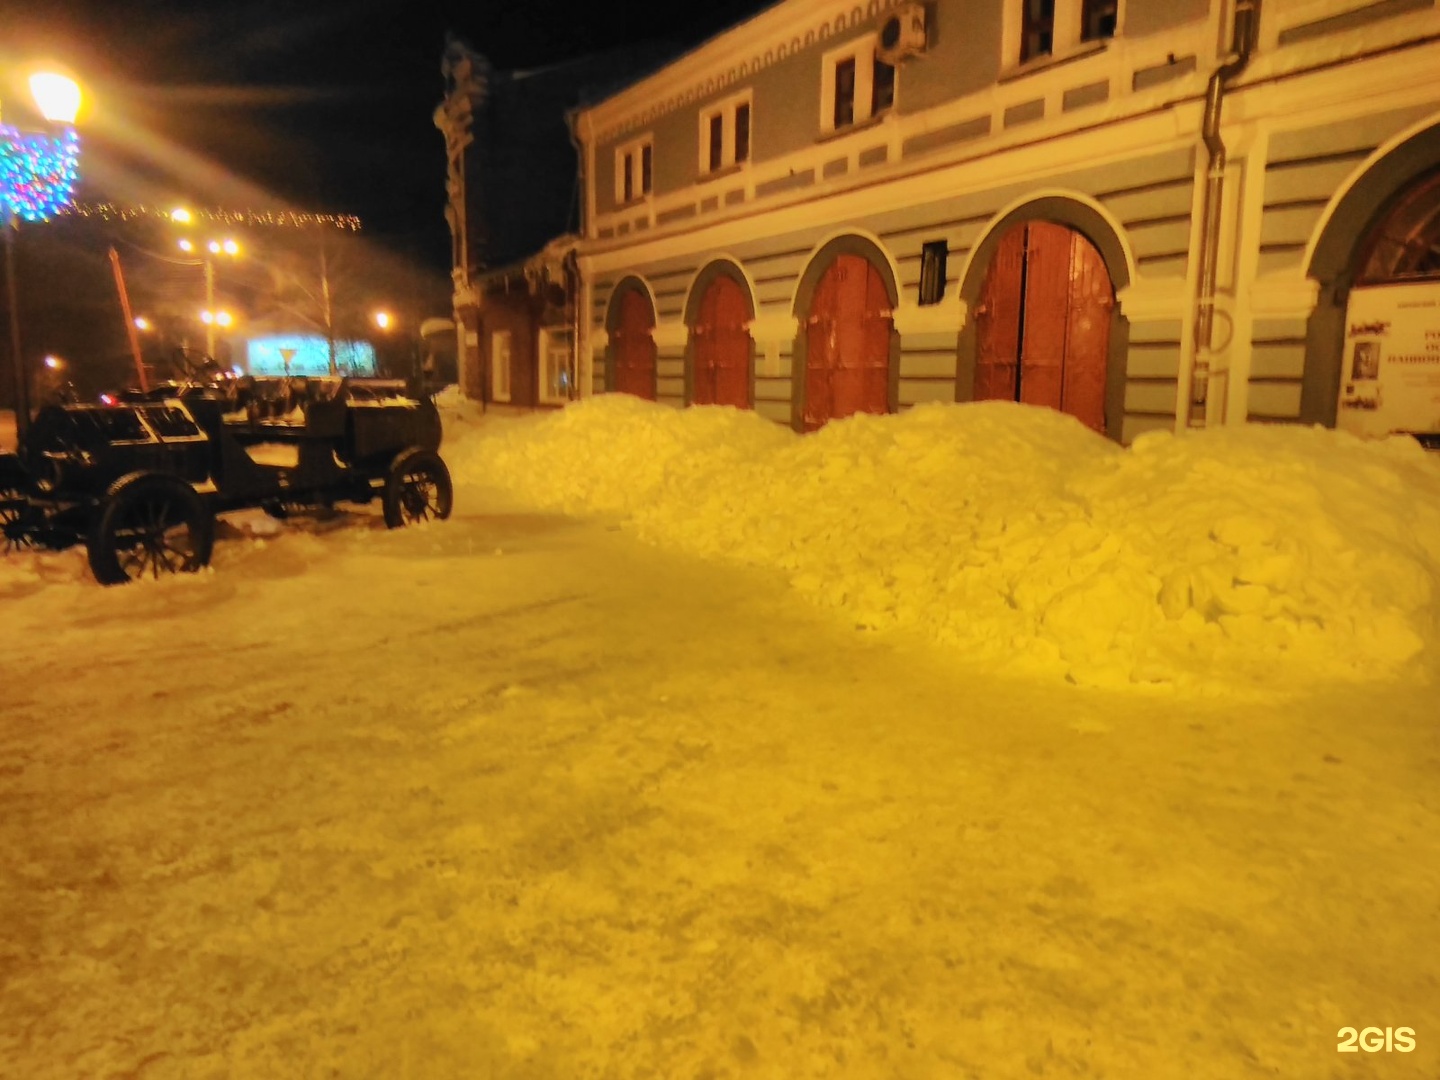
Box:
left=1062, top=231, right=1113, bottom=432
left=1019, top=221, right=1070, bottom=412
left=973, top=222, right=1113, bottom=434
left=804, top=254, right=892, bottom=430
left=693, top=275, right=752, bottom=407
left=974, top=225, right=1026, bottom=402
left=612, top=290, right=657, bottom=400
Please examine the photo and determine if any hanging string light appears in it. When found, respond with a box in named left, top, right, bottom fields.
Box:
left=57, top=202, right=363, bottom=231
left=0, top=126, right=81, bottom=222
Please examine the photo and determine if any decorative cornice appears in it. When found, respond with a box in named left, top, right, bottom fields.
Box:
left=590, top=0, right=909, bottom=144
left=891, top=296, right=968, bottom=335
left=652, top=321, right=690, bottom=348
left=746, top=312, right=799, bottom=342
left=1116, top=281, right=1187, bottom=322
left=1249, top=273, right=1321, bottom=318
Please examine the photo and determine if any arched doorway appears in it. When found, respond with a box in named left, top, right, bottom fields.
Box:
left=691, top=273, right=753, bottom=407
left=803, top=253, right=893, bottom=430
left=1334, top=167, right=1440, bottom=441
left=610, top=287, right=657, bottom=400
left=973, top=220, right=1114, bottom=433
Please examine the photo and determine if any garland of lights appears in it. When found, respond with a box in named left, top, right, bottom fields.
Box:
left=59, top=202, right=363, bottom=231
left=0, top=125, right=80, bottom=222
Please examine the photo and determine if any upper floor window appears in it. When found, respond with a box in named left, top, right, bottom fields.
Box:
left=700, top=92, right=752, bottom=175
left=615, top=136, right=653, bottom=205
left=821, top=38, right=895, bottom=135
left=1017, top=0, right=1117, bottom=65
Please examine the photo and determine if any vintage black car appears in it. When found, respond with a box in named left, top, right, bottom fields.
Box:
left=1, top=374, right=452, bottom=585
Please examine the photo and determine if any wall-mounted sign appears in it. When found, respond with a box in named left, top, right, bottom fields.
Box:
left=1337, top=281, right=1440, bottom=438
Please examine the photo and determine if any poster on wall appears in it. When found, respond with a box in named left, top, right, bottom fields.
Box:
left=1337, top=281, right=1440, bottom=438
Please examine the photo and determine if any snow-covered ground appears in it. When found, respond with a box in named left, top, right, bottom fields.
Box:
left=2, top=396, right=1437, bottom=1078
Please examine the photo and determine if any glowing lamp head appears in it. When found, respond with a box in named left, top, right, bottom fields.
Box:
left=170, top=207, right=193, bottom=225
left=200, top=310, right=215, bottom=325
left=373, top=311, right=392, bottom=330
left=133, top=316, right=151, bottom=331
left=28, top=72, right=82, bottom=125
left=178, top=238, right=194, bottom=253
left=215, top=311, right=234, bottom=328
left=222, top=239, right=239, bottom=256
left=43, top=354, right=62, bottom=369
left=207, top=240, right=221, bottom=254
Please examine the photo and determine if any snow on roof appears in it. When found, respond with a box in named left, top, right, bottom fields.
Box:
left=451, top=395, right=1440, bottom=693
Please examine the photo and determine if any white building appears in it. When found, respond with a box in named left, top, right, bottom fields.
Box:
left=565, top=0, right=1440, bottom=444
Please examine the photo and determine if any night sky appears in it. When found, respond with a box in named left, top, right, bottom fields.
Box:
left=3, top=0, right=777, bottom=271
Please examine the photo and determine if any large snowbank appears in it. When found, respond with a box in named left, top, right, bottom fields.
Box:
left=450, top=395, right=1440, bottom=691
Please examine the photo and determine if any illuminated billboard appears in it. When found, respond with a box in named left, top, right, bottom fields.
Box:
left=244, top=335, right=377, bottom=377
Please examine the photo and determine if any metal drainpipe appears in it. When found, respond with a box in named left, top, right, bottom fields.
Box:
left=1188, top=0, right=1259, bottom=428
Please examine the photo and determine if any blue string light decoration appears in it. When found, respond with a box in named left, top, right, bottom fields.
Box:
left=0, top=125, right=81, bottom=223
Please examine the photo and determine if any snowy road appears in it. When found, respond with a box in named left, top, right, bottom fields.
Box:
left=2, top=482, right=1438, bottom=1078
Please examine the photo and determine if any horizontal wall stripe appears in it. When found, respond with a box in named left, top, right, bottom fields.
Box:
left=823, top=157, right=848, bottom=179
left=1262, top=155, right=1368, bottom=206
left=1126, top=319, right=1184, bottom=344
left=1279, top=0, right=1433, bottom=45
left=1252, top=317, right=1310, bottom=340
left=1135, top=253, right=1189, bottom=277
left=1126, top=344, right=1181, bottom=378
left=1128, top=219, right=1194, bottom=258
left=1269, top=102, right=1434, bottom=164
left=859, top=145, right=889, bottom=168
left=1265, top=146, right=1373, bottom=172
left=1132, top=54, right=1196, bottom=90
left=1256, top=249, right=1307, bottom=275
left=1259, top=203, right=1327, bottom=247
left=1247, top=381, right=1304, bottom=418
left=1124, top=380, right=1179, bottom=413
left=902, top=331, right=961, bottom=351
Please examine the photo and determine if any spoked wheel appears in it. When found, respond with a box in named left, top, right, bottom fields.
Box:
left=382, top=448, right=453, bottom=529
left=1, top=487, right=36, bottom=554
left=86, top=472, right=215, bottom=586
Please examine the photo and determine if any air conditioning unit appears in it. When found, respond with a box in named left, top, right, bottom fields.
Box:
left=877, top=3, right=928, bottom=64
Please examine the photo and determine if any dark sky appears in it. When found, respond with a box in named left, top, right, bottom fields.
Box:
left=2, top=0, right=776, bottom=271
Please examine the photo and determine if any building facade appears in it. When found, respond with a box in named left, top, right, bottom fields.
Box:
left=567, top=0, right=1440, bottom=443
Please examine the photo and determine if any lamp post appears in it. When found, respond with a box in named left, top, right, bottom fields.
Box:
left=1, top=70, right=82, bottom=443
left=175, top=227, right=240, bottom=359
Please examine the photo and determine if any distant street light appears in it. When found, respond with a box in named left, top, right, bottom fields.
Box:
left=1, top=69, right=83, bottom=443
left=373, top=310, right=392, bottom=330
left=133, top=316, right=151, bottom=331
left=170, top=207, right=192, bottom=224
left=43, top=354, right=63, bottom=370
left=175, top=233, right=241, bottom=358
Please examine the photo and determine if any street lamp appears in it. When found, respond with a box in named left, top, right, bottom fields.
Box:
left=1, top=69, right=82, bottom=442
left=175, top=231, right=240, bottom=358
left=373, top=310, right=392, bottom=330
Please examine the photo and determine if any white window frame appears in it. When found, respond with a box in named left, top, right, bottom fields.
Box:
left=538, top=327, right=573, bottom=405
left=614, top=135, right=654, bottom=206
left=698, top=90, right=753, bottom=176
left=1002, top=0, right=1122, bottom=72
left=819, top=37, right=894, bottom=135
left=491, top=329, right=511, bottom=403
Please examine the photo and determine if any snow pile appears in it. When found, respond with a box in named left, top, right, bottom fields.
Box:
left=452, top=396, right=1440, bottom=690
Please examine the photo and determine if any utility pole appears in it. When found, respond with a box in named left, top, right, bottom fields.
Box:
left=320, top=228, right=335, bottom=375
